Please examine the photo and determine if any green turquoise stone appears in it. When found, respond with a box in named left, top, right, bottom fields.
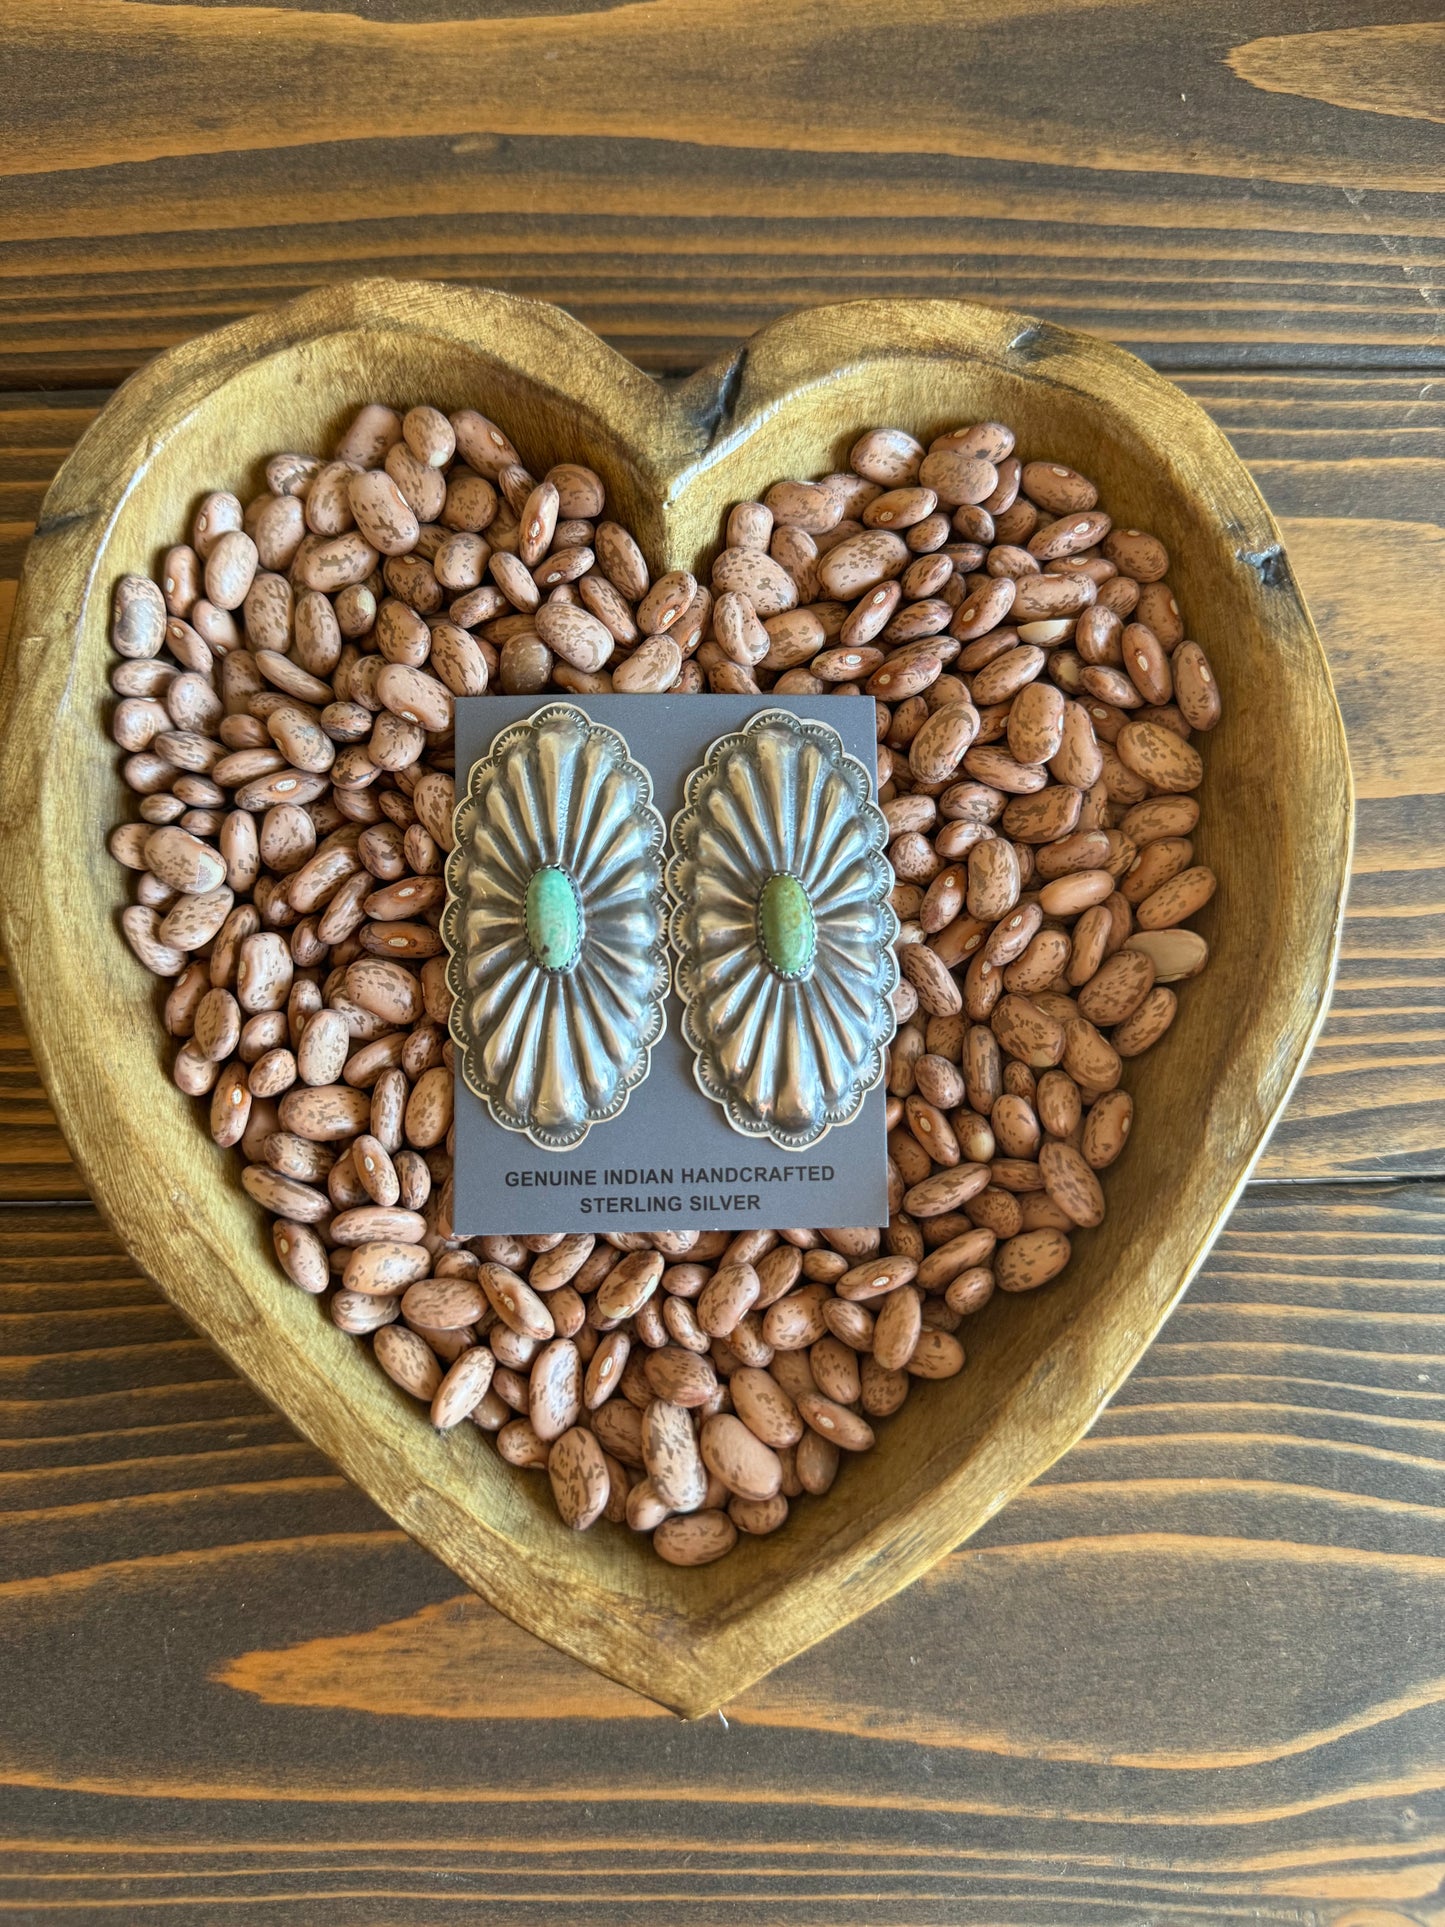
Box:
left=525, top=865, right=584, bottom=972
left=758, top=873, right=816, bottom=979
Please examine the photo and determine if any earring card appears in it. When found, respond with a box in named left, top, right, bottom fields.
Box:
left=450, top=695, right=893, bottom=1236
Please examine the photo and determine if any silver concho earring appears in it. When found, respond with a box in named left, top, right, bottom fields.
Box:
left=443, top=704, right=669, bottom=1151
left=667, top=709, right=899, bottom=1151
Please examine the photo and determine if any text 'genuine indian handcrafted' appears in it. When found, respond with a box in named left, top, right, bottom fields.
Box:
left=668, top=710, right=899, bottom=1151
left=443, top=704, right=669, bottom=1151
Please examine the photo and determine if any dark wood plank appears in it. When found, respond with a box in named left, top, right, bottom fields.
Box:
left=1, top=1185, right=1443, bottom=1922
left=0, top=953, right=86, bottom=1199
left=0, top=401, right=70, bottom=1205
left=2, top=372, right=1440, bottom=1192
left=0, top=0, right=1442, bottom=382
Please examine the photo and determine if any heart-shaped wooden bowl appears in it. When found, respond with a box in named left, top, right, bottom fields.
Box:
left=0, top=281, right=1351, bottom=1716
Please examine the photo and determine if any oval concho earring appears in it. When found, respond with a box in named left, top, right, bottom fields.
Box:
left=443, top=703, right=669, bottom=1152
left=667, top=708, right=899, bottom=1151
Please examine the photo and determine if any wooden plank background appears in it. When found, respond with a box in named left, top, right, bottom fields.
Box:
left=1, top=2, right=1443, bottom=383
left=0, top=0, right=1442, bottom=1917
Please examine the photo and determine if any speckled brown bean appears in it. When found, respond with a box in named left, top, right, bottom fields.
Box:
left=1031, top=1068, right=1080, bottom=1139
left=836, top=1253, right=918, bottom=1303
left=1037, top=1139, right=1106, bottom=1228
left=710, top=545, right=799, bottom=619
left=347, top=470, right=419, bottom=557
left=991, top=995, right=1065, bottom=1070
left=1103, top=528, right=1170, bottom=581
left=653, top=1510, right=737, bottom=1565
left=1082, top=1090, right=1134, bottom=1168
left=532, top=599, right=614, bottom=673
left=797, top=1393, right=875, bottom=1452
left=399, top=1276, right=483, bottom=1334
left=403, top=1064, right=453, bottom=1148
left=1122, top=622, right=1172, bottom=705
left=912, top=1224, right=994, bottom=1291
left=917, top=448, right=995, bottom=509
left=730, top=1367, right=803, bottom=1448
left=761, top=1285, right=832, bottom=1351
left=295, top=1007, right=350, bottom=1087
left=331, top=1290, right=400, bottom=1336
left=815, top=529, right=911, bottom=601
left=902, top=1162, right=992, bottom=1219
left=112, top=575, right=170, bottom=660
left=850, top=428, right=924, bottom=486
left=1172, top=641, right=1222, bottom=729
left=995, top=1229, right=1073, bottom=1293
left=1036, top=868, right=1113, bottom=919
left=613, top=635, right=682, bottom=694
left=1135, top=867, right=1218, bottom=930
left=712, top=591, right=769, bottom=666
left=547, top=1426, right=610, bottom=1530
left=594, top=1249, right=665, bottom=1325
left=430, top=1345, right=496, bottom=1430
left=965, top=837, right=1020, bottom=921
left=1062, top=1017, right=1123, bottom=1093
left=1116, top=720, right=1203, bottom=793
left=782, top=1430, right=832, bottom=1501
left=277, top=1083, right=370, bottom=1143
left=700, top=1414, right=783, bottom=1502
left=871, top=1284, right=923, bottom=1370
left=1077, top=949, right=1156, bottom=1026
left=1121, top=836, right=1193, bottom=907
left=695, top=1262, right=761, bottom=1338
left=899, top=940, right=963, bottom=1018
left=1011, top=572, right=1095, bottom=622
left=496, top=1420, right=551, bottom=1470
left=1112, top=986, right=1179, bottom=1056
left=584, top=1329, right=631, bottom=1409
left=642, top=1400, right=709, bottom=1511
left=905, top=1329, right=966, bottom=1379
left=528, top=1338, right=584, bottom=1441
left=909, top=701, right=979, bottom=782
left=623, top=1477, right=671, bottom=1532
left=480, top=1263, right=556, bottom=1341
left=373, top=1324, right=444, bottom=1401
left=945, top=1267, right=996, bottom=1316
left=143, top=826, right=225, bottom=896
left=269, top=1217, right=328, bottom=1293
left=729, top=1493, right=790, bottom=1536
left=643, top=1347, right=719, bottom=1408
left=1021, top=463, right=1097, bottom=514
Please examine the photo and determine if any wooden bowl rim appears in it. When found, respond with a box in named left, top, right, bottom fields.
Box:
left=0, top=281, right=1353, bottom=1715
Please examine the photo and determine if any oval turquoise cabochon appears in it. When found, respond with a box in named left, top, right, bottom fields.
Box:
left=757, top=872, right=817, bottom=979
left=524, top=864, right=585, bottom=973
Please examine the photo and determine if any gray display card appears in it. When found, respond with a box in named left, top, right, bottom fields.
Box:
left=450, top=694, right=891, bottom=1235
